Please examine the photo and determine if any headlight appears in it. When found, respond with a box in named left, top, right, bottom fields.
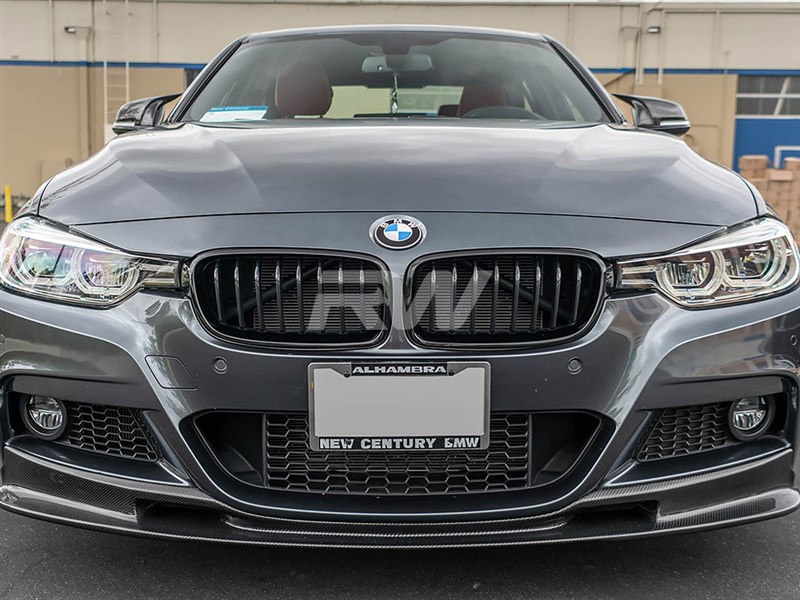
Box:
left=617, top=218, right=800, bottom=307
left=0, top=217, right=180, bottom=306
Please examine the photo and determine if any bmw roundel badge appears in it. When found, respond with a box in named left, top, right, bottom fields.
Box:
left=371, top=216, right=425, bottom=250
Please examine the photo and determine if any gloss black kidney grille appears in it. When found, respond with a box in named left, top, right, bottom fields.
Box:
left=409, top=253, right=604, bottom=346
left=194, top=254, right=389, bottom=346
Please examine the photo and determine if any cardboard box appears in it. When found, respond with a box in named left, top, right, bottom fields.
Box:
left=767, top=169, right=795, bottom=182
left=741, top=168, right=767, bottom=180
left=739, top=155, right=769, bottom=171
left=766, top=177, right=796, bottom=204
left=784, top=157, right=800, bottom=172
left=770, top=194, right=796, bottom=207
left=768, top=196, right=794, bottom=209
left=750, top=178, right=769, bottom=194
left=768, top=180, right=792, bottom=191
left=771, top=200, right=791, bottom=222
left=789, top=216, right=800, bottom=238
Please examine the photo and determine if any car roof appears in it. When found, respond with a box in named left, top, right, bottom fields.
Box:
left=245, top=24, right=550, bottom=44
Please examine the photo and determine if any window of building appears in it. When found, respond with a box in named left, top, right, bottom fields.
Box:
left=736, top=75, right=800, bottom=117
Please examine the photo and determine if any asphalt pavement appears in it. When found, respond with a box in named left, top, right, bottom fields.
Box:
left=1, top=508, right=799, bottom=600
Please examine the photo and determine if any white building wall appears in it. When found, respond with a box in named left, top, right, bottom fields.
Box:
left=1, top=1, right=799, bottom=70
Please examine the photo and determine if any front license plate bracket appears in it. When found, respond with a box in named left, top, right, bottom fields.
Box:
left=308, top=361, right=490, bottom=452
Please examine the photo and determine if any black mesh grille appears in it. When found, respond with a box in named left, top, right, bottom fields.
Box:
left=637, top=403, right=738, bottom=462
left=409, top=253, right=603, bottom=346
left=195, top=411, right=603, bottom=497
left=194, top=254, right=388, bottom=346
left=59, top=402, right=159, bottom=462
left=263, top=413, right=530, bottom=495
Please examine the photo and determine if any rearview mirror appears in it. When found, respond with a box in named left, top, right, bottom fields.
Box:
left=614, top=94, right=691, bottom=137
left=112, top=93, right=182, bottom=134
left=362, top=54, right=434, bottom=74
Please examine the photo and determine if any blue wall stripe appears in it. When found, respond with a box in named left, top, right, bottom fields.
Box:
left=1, top=60, right=799, bottom=76
left=0, top=60, right=206, bottom=69
left=592, top=67, right=800, bottom=76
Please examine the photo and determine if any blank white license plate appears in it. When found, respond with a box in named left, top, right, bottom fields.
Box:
left=308, top=362, right=490, bottom=451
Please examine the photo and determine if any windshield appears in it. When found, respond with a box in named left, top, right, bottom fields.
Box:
left=181, top=32, right=609, bottom=125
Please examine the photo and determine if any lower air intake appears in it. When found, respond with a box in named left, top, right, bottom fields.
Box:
left=60, top=402, right=160, bottom=462
left=637, top=403, right=738, bottom=462
left=195, top=411, right=603, bottom=496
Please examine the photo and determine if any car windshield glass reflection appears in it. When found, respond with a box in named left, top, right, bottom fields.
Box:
left=181, top=32, right=608, bottom=125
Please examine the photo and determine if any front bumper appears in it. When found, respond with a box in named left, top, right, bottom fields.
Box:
left=2, top=274, right=800, bottom=546
left=2, top=445, right=797, bottom=548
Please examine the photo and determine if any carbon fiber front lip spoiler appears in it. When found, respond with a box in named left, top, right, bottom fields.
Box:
left=2, top=485, right=796, bottom=548
left=0, top=447, right=797, bottom=548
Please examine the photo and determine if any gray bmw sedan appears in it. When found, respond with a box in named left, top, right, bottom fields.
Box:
left=1, top=25, right=798, bottom=547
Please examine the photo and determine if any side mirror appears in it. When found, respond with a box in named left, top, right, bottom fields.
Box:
left=613, top=94, right=691, bottom=137
left=112, top=93, right=182, bottom=134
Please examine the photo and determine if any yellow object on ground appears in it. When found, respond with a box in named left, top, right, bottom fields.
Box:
left=4, top=186, right=11, bottom=223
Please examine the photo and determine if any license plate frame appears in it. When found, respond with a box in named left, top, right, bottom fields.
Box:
left=308, top=362, right=490, bottom=452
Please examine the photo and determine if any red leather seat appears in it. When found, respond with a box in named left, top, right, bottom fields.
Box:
left=274, top=63, right=333, bottom=118
left=457, top=84, right=507, bottom=117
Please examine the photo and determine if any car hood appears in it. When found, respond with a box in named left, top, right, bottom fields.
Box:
left=37, top=122, right=756, bottom=226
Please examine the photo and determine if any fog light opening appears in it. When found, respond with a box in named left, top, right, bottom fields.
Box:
left=21, top=396, right=67, bottom=441
left=729, top=396, right=774, bottom=442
